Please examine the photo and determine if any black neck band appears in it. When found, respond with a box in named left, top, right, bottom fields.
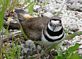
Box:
left=43, top=31, right=64, bottom=42
left=47, top=27, right=63, bottom=36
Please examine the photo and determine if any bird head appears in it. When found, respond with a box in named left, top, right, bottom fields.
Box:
left=48, top=17, right=62, bottom=32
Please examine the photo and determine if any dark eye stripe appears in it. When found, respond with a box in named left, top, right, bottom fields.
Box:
left=50, top=22, right=53, bottom=26
left=47, top=26, right=63, bottom=36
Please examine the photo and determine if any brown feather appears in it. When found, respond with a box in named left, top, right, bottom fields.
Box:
left=19, top=16, right=50, bottom=40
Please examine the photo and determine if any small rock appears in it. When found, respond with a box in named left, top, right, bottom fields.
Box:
left=42, top=12, right=54, bottom=18
left=23, top=48, right=28, bottom=53
left=67, top=0, right=82, bottom=11
left=27, top=48, right=32, bottom=55
left=44, top=4, right=55, bottom=13
left=21, top=43, right=25, bottom=48
left=37, top=45, right=42, bottom=52
left=77, top=40, right=82, bottom=45
left=33, top=5, right=41, bottom=12
left=78, top=48, right=82, bottom=55
left=20, top=56, right=24, bottom=59
left=78, top=45, right=82, bottom=55
left=25, top=40, right=35, bottom=49
left=79, top=45, right=82, bottom=49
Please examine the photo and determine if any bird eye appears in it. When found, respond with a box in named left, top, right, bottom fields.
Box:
left=50, top=23, right=53, bottom=26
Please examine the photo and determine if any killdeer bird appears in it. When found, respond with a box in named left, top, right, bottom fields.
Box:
left=41, top=17, right=64, bottom=45
left=15, top=9, right=64, bottom=46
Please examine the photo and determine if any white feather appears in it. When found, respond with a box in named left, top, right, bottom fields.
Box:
left=41, top=30, right=63, bottom=45
left=48, top=23, right=62, bottom=32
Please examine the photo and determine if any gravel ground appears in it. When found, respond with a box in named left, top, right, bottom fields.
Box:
left=1, top=0, right=82, bottom=59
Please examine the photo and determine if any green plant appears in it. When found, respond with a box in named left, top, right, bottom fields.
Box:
left=28, top=2, right=35, bottom=14
left=0, top=0, right=10, bottom=59
left=4, top=41, right=21, bottom=59
left=55, top=43, right=81, bottom=59
left=0, top=0, right=10, bottom=30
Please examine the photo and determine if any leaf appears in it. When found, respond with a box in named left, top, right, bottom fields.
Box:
left=71, top=53, right=80, bottom=59
left=28, top=2, right=35, bottom=14
left=67, top=52, right=80, bottom=59
left=67, top=43, right=79, bottom=53
left=55, top=55, right=64, bottom=59
left=64, top=43, right=79, bottom=59
left=0, top=0, right=10, bottom=31
left=0, top=13, right=4, bottom=31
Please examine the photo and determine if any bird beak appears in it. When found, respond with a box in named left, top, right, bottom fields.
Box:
left=53, top=25, right=56, bottom=31
left=53, top=27, right=55, bottom=31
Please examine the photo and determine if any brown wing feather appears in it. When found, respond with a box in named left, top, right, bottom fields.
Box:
left=20, top=17, right=50, bottom=40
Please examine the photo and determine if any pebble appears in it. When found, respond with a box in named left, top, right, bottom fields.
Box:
left=23, top=48, right=28, bottom=53
left=25, top=40, right=35, bottom=49
left=33, top=5, right=41, bottom=12
left=78, top=45, right=82, bottom=55
left=2, top=0, right=82, bottom=58
left=37, top=45, right=42, bottom=52
left=67, top=0, right=82, bottom=11
left=42, top=12, right=54, bottom=18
